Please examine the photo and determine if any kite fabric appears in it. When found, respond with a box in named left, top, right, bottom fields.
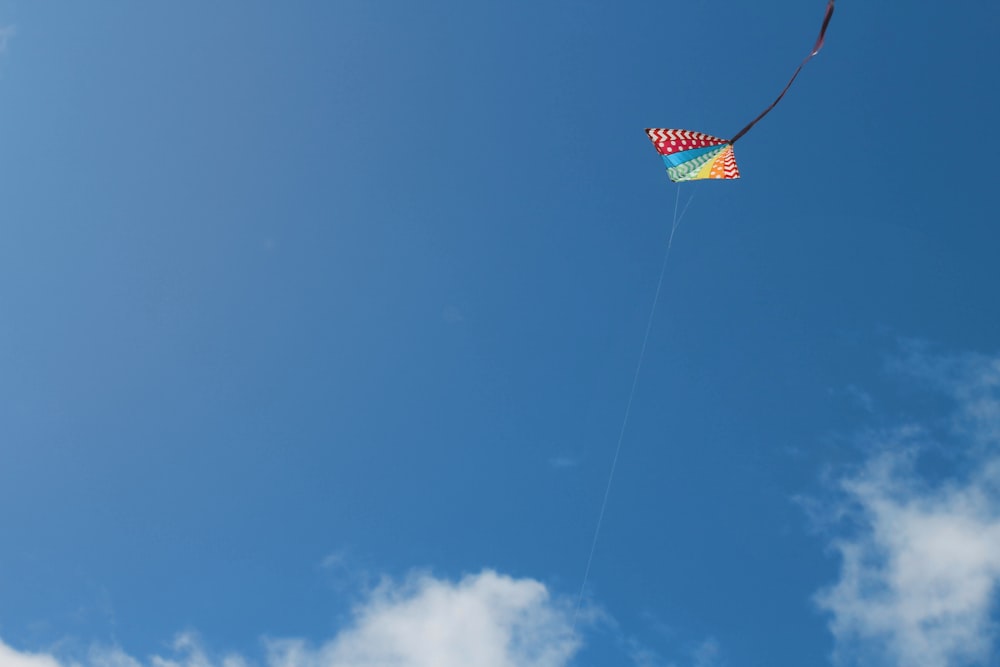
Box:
left=647, top=0, right=835, bottom=182
left=646, top=129, right=740, bottom=182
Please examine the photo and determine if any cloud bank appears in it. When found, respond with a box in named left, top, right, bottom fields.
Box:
left=817, top=348, right=1000, bottom=667
left=0, top=571, right=580, bottom=667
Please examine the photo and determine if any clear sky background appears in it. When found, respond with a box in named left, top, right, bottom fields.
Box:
left=2, top=2, right=1000, bottom=667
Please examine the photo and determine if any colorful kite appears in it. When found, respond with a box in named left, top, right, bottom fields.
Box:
left=647, top=0, right=835, bottom=182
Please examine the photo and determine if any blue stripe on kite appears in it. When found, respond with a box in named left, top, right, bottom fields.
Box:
left=660, top=144, right=726, bottom=168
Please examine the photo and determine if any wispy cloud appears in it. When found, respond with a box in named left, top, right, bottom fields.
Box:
left=816, top=346, right=1000, bottom=667
left=317, top=549, right=374, bottom=596
left=843, top=384, right=875, bottom=414
left=622, top=634, right=722, bottom=667
left=690, top=638, right=723, bottom=667
left=0, top=571, right=581, bottom=667
left=442, top=306, right=464, bottom=325
left=319, top=551, right=347, bottom=571
left=891, top=341, right=1000, bottom=450
left=548, top=455, right=579, bottom=470
left=0, top=26, right=14, bottom=53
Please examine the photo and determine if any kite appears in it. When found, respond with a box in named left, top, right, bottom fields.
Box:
left=647, top=0, right=835, bottom=182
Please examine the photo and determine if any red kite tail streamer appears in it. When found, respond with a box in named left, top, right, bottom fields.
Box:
left=729, top=0, right=835, bottom=145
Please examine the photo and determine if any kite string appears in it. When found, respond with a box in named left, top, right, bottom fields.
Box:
left=571, top=187, right=694, bottom=628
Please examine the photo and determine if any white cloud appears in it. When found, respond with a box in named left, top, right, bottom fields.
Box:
left=817, top=452, right=1000, bottom=667
left=0, top=640, right=62, bottom=667
left=0, top=571, right=581, bottom=667
left=817, top=348, right=1000, bottom=667
left=267, top=570, right=579, bottom=667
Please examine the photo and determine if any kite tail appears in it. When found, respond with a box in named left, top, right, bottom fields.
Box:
left=729, top=0, right=835, bottom=145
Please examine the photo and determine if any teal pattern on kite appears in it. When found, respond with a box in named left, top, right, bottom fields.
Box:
left=647, top=0, right=835, bottom=182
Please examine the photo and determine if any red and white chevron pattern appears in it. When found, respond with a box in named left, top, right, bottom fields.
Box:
left=645, top=128, right=729, bottom=155
left=721, top=146, right=740, bottom=179
left=645, top=128, right=726, bottom=144
left=703, top=145, right=741, bottom=180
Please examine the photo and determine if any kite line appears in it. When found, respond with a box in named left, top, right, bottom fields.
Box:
left=572, top=187, right=694, bottom=627
left=570, top=0, right=836, bottom=629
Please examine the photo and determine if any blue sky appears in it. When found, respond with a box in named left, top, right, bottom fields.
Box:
left=2, top=2, right=1000, bottom=666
